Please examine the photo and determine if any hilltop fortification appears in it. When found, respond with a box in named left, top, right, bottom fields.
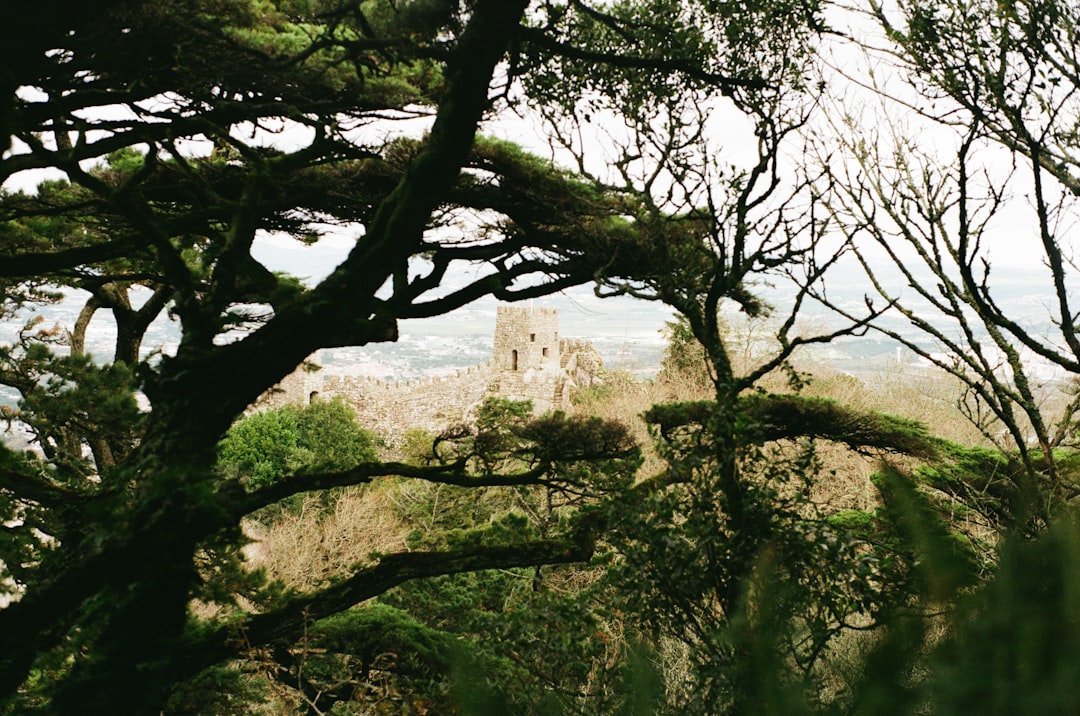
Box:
left=257, top=307, right=603, bottom=441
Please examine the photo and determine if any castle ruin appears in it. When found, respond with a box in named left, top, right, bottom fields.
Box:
left=256, top=306, right=603, bottom=442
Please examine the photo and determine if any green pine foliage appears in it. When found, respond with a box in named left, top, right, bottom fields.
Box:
left=6, top=0, right=1080, bottom=713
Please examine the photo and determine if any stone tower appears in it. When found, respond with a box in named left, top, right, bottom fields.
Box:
left=492, top=305, right=559, bottom=373
left=256, top=305, right=604, bottom=440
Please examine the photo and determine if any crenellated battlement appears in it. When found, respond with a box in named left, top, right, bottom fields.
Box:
left=497, top=306, right=558, bottom=317
left=255, top=307, right=604, bottom=445
left=321, top=361, right=496, bottom=394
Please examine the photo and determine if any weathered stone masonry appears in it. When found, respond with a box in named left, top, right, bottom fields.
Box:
left=256, top=307, right=603, bottom=442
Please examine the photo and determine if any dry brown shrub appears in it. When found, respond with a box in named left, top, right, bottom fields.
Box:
left=800, top=362, right=992, bottom=446
left=246, top=483, right=410, bottom=592
left=571, top=369, right=674, bottom=479
left=575, top=350, right=998, bottom=517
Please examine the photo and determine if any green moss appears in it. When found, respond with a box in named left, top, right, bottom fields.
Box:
left=827, top=509, right=876, bottom=532
left=645, top=393, right=941, bottom=459
left=312, top=603, right=456, bottom=669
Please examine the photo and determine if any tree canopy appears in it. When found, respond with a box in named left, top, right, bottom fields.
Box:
left=0, top=1, right=825, bottom=712
left=5, top=0, right=1080, bottom=713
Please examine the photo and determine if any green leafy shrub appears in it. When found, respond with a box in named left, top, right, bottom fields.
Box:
left=217, top=398, right=378, bottom=490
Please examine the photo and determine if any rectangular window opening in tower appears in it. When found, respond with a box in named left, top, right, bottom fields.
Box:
left=542, top=347, right=549, bottom=357
left=530, top=333, right=536, bottom=342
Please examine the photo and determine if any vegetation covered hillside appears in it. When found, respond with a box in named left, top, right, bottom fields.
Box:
left=2, top=0, right=1080, bottom=713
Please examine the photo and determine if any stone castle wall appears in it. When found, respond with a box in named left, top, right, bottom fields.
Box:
left=256, top=307, right=603, bottom=443
left=321, top=364, right=499, bottom=438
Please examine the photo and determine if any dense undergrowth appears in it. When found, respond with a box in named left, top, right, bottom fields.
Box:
left=192, top=323, right=1080, bottom=714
